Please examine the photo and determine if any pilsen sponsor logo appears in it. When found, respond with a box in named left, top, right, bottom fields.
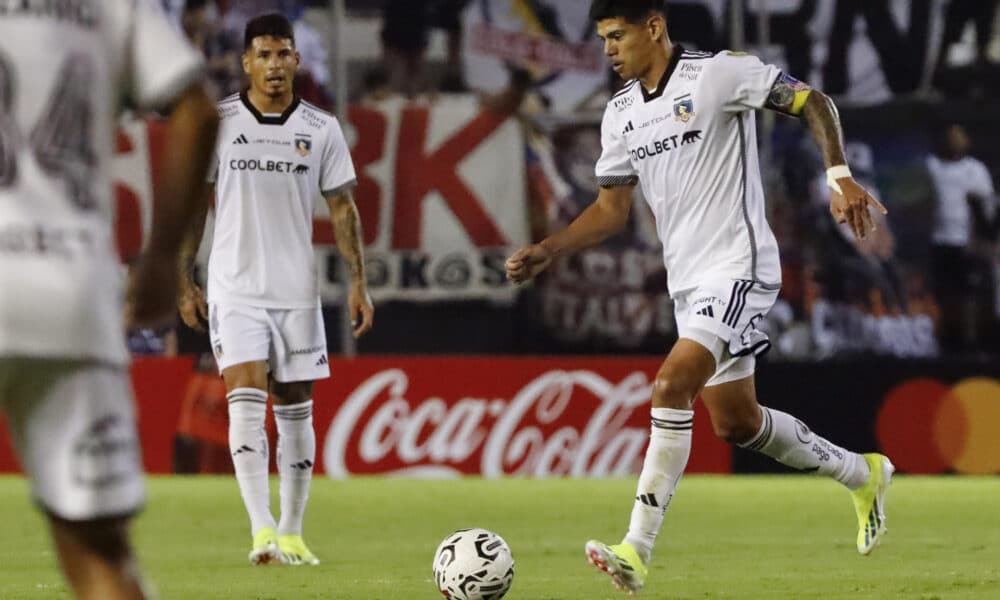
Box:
left=322, top=369, right=653, bottom=478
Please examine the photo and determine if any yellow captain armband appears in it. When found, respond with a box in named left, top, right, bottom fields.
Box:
left=790, top=88, right=812, bottom=116
left=766, top=71, right=813, bottom=117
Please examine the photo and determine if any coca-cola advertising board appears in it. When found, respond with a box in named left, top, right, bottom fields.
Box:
left=318, top=357, right=730, bottom=478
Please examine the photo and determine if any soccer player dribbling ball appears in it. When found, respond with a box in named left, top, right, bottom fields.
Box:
left=0, top=1, right=218, bottom=598
left=505, top=1, right=893, bottom=594
left=178, top=13, right=373, bottom=567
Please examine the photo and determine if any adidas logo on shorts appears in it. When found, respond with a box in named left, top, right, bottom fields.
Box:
left=315, top=354, right=328, bottom=366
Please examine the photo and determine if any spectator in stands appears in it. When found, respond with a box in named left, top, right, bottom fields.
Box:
left=934, top=0, right=1000, bottom=97
left=926, top=123, right=998, bottom=353
left=380, top=0, right=471, bottom=96
left=182, top=0, right=243, bottom=97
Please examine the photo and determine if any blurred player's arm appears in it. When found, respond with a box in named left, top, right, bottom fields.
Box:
left=129, top=84, right=219, bottom=329
left=505, top=183, right=634, bottom=284
left=177, top=182, right=214, bottom=331
left=764, top=72, right=887, bottom=241
left=325, top=188, right=374, bottom=338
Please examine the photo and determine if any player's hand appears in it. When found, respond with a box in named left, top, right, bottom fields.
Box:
left=348, top=281, right=374, bottom=339
left=178, top=277, right=209, bottom=332
left=830, top=177, right=887, bottom=241
left=505, top=244, right=553, bottom=284
left=127, top=253, right=180, bottom=331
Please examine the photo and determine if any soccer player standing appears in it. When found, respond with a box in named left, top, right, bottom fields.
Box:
left=506, top=1, right=893, bottom=594
left=179, top=13, right=373, bottom=566
left=0, top=1, right=218, bottom=598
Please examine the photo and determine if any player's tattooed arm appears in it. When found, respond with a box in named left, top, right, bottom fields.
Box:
left=326, top=185, right=374, bottom=337
left=800, top=90, right=847, bottom=171
left=326, top=185, right=365, bottom=282
left=764, top=72, right=813, bottom=117
left=801, top=89, right=887, bottom=240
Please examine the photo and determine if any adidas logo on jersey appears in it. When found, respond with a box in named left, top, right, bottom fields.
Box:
left=622, top=121, right=635, bottom=135
left=696, top=306, right=714, bottom=318
left=233, top=134, right=249, bottom=144
left=315, top=354, right=328, bottom=366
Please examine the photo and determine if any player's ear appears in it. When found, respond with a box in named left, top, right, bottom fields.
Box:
left=241, top=52, right=251, bottom=75
left=647, top=13, right=665, bottom=42
left=294, top=50, right=301, bottom=68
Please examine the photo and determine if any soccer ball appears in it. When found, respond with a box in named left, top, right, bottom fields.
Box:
left=432, top=528, right=515, bottom=600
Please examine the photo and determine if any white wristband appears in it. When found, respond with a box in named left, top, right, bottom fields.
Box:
left=826, top=165, right=852, bottom=195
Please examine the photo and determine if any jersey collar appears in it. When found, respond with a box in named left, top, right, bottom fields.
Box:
left=641, top=44, right=684, bottom=103
left=240, top=91, right=301, bottom=125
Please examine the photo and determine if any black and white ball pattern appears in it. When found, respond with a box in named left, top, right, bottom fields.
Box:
left=432, top=528, right=515, bottom=600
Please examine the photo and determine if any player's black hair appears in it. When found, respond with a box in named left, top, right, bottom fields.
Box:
left=589, top=0, right=666, bottom=23
left=244, top=13, right=295, bottom=50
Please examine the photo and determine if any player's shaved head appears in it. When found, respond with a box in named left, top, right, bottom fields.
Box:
left=589, top=0, right=666, bottom=23
left=244, top=13, right=295, bottom=50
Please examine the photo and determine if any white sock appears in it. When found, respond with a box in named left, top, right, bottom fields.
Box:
left=740, top=406, right=870, bottom=490
left=623, top=407, right=693, bottom=564
left=275, top=400, right=315, bottom=536
left=227, top=387, right=276, bottom=536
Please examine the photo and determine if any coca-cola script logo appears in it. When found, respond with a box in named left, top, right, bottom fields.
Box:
left=323, top=369, right=652, bottom=478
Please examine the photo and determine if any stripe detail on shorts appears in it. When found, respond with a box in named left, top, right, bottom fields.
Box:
left=723, top=280, right=754, bottom=327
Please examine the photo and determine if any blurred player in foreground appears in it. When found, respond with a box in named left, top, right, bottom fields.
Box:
left=0, top=1, right=217, bottom=598
left=178, top=13, right=373, bottom=566
left=506, top=0, right=893, bottom=594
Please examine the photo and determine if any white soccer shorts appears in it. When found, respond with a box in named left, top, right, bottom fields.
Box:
left=208, top=301, right=330, bottom=383
left=0, top=359, right=145, bottom=521
left=673, top=278, right=780, bottom=387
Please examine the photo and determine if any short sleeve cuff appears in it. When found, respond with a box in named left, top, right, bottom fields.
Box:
left=322, top=178, right=358, bottom=197
left=598, top=174, right=639, bottom=188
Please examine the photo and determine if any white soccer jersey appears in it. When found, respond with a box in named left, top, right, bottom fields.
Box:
left=0, top=1, right=204, bottom=366
left=207, top=94, right=357, bottom=309
left=596, top=47, right=783, bottom=294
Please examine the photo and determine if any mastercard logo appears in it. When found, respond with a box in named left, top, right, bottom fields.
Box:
left=876, top=377, right=1000, bottom=474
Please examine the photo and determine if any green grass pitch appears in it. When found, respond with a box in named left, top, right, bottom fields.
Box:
left=1, top=476, right=998, bottom=599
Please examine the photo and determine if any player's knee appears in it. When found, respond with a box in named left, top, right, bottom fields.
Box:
left=271, top=381, right=313, bottom=405
left=651, top=370, right=698, bottom=409
left=711, top=416, right=759, bottom=445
